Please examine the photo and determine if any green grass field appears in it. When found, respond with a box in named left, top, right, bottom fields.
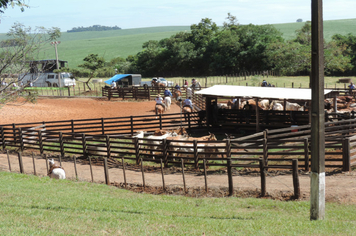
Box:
left=1, top=19, right=355, bottom=68
left=0, top=171, right=355, bottom=235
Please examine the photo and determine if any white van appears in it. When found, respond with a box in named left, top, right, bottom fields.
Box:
left=19, top=72, right=76, bottom=87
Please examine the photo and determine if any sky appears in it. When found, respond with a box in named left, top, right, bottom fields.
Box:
left=0, top=0, right=355, bottom=33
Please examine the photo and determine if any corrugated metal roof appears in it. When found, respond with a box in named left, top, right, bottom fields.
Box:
left=195, top=85, right=333, bottom=101
left=105, top=74, right=132, bottom=85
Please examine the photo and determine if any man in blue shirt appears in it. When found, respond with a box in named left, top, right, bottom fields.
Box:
left=174, top=83, right=181, bottom=91
left=164, top=88, right=172, bottom=97
left=183, top=97, right=193, bottom=110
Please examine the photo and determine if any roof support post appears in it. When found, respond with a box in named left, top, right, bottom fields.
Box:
left=255, top=98, right=260, bottom=132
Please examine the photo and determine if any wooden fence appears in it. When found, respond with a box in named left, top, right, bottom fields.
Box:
left=102, top=87, right=151, bottom=100
left=3, top=150, right=301, bottom=198
left=0, top=112, right=204, bottom=146
left=1, top=122, right=354, bottom=171
left=1, top=113, right=356, bottom=173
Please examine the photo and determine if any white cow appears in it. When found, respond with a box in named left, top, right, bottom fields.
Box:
left=146, top=131, right=177, bottom=159
left=48, top=159, right=66, bottom=179
left=286, top=102, right=303, bottom=111
left=271, top=101, right=283, bottom=111
left=259, top=99, right=270, bottom=110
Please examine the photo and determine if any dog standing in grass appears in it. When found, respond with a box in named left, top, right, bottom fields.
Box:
left=48, top=159, right=66, bottom=179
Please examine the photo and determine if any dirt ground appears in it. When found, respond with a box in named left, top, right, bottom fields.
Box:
left=1, top=97, right=356, bottom=204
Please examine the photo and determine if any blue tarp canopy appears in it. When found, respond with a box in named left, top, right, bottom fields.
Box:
left=105, top=74, right=132, bottom=85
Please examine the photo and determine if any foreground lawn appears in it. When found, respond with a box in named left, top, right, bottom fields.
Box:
left=0, top=171, right=355, bottom=235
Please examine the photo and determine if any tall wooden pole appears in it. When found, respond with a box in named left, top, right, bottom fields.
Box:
left=310, top=0, right=325, bottom=220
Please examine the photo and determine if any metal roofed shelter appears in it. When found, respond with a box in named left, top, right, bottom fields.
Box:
left=195, top=85, right=335, bottom=132
left=105, top=74, right=142, bottom=87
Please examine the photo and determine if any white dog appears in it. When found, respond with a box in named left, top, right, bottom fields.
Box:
left=48, top=159, right=66, bottom=179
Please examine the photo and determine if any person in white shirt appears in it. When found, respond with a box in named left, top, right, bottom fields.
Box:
left=155, top=94, right=166, bottom=109
left=111, top=81, right=116, bottom=89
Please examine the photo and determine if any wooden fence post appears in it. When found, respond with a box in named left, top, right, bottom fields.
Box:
left=226, top=139, right=231, bottom=158
left=104, top=157, right=110, bottom=185
left=1, top=126, right=5, bottom=150
left=162, top=139, right=168, bottom=167
left=194, top=140, right=198, bottom=169
left=12, top=123, right=16, bottom=145
left=38, top=130, right=43, bottom=155
left=59, top=132, right=64, bottom=158
left=160, top=159, right=166, bottom=191
left=81, top=133, right=87, bottom=158
left=44, top=154, right=49, bottom=174
left=32, top=152, right=36, bottom=176
left=106, top=135, right=111, bottom=160
left=259, top=159, right=266, bottom=197
left=18, top=152, right=24, bottom=174
left=71, top=120, right=75, bottom=134
left=122, top=157, right=127, bottom=188
left=19, top=128, right=24, bottom=151
left=88, top=156, right=94, bottom=182
left=204, top=159, right=208, bottom=193
left=227, top=157, right=233, bottom=196
left=141, top=158, right=145, bottom=189
left=292, top=159, right=300, bottom=199
left=130, top=116, right=134, bottom=135
left=6, top=150, right=11, bottom=172
left=187, top=113, right=191, bottom=129
left=181, top=158, right=186, bottom=193
left=134, top=137, right=140, bottom=164
left=74, top=156, right=78, bottom=180
left=159, top=114, right=162, bottom=130
left=304, top=138, right=309, bottom=171
left=263, top=138, right=268, bottom=166
left=342, top=138, right=351, bottom=172
left=101, top=118, right=105, bottom=135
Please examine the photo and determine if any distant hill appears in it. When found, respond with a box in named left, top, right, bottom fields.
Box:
left=0, top=19, right=355, bottom=68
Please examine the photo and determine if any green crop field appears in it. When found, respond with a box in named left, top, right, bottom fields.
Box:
left=1, top=19, right=356, bottom=68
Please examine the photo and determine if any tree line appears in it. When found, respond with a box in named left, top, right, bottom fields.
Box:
left=67, top=25, right=121, bottom=33
left=107, top=14, right=356, bottom=77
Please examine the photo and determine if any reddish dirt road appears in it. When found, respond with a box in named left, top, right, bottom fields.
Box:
left=1, top=97, right=355, bottom=204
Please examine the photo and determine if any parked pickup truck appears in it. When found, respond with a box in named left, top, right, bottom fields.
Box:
left=140, top=77, right=174, bottom=87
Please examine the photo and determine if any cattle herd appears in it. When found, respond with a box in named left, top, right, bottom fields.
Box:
left=223, top=99, right=305, bottom=111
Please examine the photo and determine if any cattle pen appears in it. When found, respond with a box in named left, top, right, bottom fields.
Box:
left=1, top=110, right=356, bottom=198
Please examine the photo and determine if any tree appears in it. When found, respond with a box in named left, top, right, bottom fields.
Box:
left=0, top=0, right=29, bottom=13
left=332, top=33, right=356, bottom=73
left=265, top=23, right=351, bottom=75
left=0, top=23, right=61, bottom=107
left=75, top=54, right=105, bottom=91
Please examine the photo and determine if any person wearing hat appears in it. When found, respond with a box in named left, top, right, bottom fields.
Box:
left=163, top=88, right=172, bottom=97
left=155, top=94, right=166, bottom=109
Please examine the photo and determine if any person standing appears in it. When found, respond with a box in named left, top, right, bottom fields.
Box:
left=111, top=80, right=117, bottom=89
left=348, top=82, right=355, bottom=95
left=243, top=101, right=252, bottom=124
